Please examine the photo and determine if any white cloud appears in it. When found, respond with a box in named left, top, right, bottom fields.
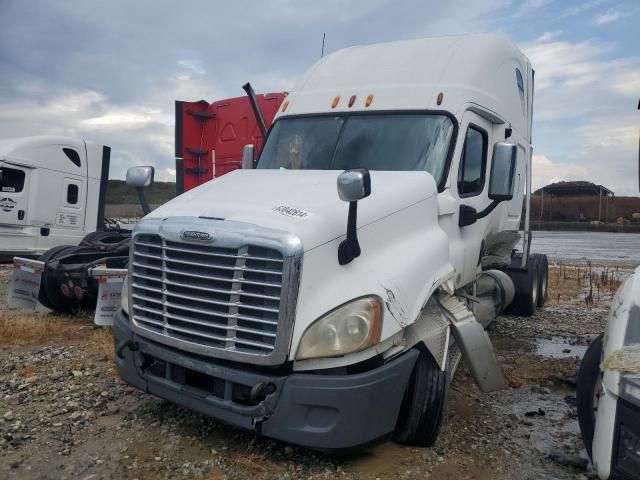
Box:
left=593, top=9, right=630, bottom=24
left=522, top=36, right=640, bottom=120
left=82, top=109, right=169, bottom=128
left=532, top=154, right=590, bottom=190
left=611, top=70, right=640, bottom=96
left=513, top=0, right=553, bottom=16
left=560, top=0, right=612, bottom=18
left=533, top=31, right=562, bottom=43
left=177, top=59, right=205, bottom=75
left=156, top=168, right=176, bottom=182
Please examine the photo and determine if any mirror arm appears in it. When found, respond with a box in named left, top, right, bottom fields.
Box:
left=459, top=200, right=501, bottom=227
left=338, top=201, right=361, bottom=265
left=474, top=199, right=501, bottom=220
left=136, top=187, right=151, bottom=216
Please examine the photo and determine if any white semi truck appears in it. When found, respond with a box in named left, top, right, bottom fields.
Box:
left=0, top=136, right=111, bottom=260
left=575, top=103, right=640, bottom=479
left=113, top=34, right=548, bottom=450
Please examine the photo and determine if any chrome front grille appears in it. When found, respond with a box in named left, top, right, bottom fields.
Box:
left=130, top=232, right=291, bottom=361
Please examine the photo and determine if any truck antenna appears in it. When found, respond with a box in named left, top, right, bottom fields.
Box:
left=321, top=33, right=326, bottom=58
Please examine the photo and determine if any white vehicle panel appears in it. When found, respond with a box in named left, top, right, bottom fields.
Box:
left=146, top=169, right=440, bottom=253
left=289, top=191, right=453, bottom=361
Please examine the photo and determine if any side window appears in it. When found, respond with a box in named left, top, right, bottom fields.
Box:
left=0, top=167, right=26, bottom=193
left=67, top=184, right=79, bottom=205
left=457, top=126, right=487, bottom=197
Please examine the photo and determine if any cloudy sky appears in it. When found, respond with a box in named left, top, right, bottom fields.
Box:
left=0, top=0, right=638, bottom=193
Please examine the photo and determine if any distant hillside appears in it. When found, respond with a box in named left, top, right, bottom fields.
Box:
left=105, top=180, right=176, bottom=205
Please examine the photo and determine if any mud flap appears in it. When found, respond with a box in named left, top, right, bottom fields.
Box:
left=438, top=293, right=505, bottom=392
left=89, top=267, right=127, bottom=326
left=8, top=257, right=45, bottom=311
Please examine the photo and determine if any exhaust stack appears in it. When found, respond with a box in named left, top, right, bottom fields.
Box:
left=242, top=82, right=267, bottom=140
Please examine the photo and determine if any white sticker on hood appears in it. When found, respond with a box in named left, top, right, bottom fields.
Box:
left=272, top=205, right=312, bottom=219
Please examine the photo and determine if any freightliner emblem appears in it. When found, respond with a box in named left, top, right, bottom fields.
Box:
left=181, top=230, right=214, bottom=242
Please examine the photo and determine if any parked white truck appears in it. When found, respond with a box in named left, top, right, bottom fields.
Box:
left=0, top=136, right=111, bottom=260
left=577, top=267, right=640, bottom=479
left=576, top=103, right=640, bottom=479
left=113, top=34, right=547, bottom=450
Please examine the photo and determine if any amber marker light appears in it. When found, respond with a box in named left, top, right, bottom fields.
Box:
left=282, top=100, right=289, bottom=112
left=365, top=94, right=374, bottom=107
left=437, top=92, right=444, bottom=105
left=348, top=95, right=356, bottom=107
left=331, top=96, right=340, bottom=108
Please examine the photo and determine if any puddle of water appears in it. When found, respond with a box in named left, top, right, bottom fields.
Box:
left=536, top=336, right=588, bottom=359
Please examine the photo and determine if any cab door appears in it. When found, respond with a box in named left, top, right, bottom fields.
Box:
left=0, top=164, right=30, bottom=226
left=454, top=111, right=494, bottom=285
left=54, top=177, right=85, bottom=230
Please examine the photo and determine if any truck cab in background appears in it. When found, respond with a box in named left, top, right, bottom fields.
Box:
left=0, top=136, right=110, bottom=260
left=114, top=34, right=546, bottom=450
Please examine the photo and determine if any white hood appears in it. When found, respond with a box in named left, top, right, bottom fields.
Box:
left=148, top=169, right=439, bottom=251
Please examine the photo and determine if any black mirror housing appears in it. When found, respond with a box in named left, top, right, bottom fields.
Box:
left=459, top=205, right=478, bottom=227
left=488, top=143, right=517, bottom=201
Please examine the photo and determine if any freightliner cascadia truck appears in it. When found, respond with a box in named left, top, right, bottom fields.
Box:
left=113, top=34, right=548, bottom=450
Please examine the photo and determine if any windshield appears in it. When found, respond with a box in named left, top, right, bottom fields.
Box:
left=257, top=113, right=454, bottom=184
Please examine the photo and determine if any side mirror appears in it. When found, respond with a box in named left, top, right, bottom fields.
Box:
left=126, top=166, right=155, bottom=215
left=126, top=166, right=155, bottom=188
left=337, top=169, right=371, bottom=202
left=242, top=144, right=255, bottom=169
left=337, top=169, right=371, bottom=265
left=488, top=143, right=517, bottom=201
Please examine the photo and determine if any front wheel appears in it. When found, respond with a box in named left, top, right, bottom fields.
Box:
left=393, top=349, right=448, bottom=447
left=576, top=333, right=604, bottom=460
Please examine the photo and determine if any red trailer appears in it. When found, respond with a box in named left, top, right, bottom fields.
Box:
left=175, top=92, right=286, bottom=193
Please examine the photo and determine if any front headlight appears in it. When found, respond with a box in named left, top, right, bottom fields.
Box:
left=120, top=274, right=130, bottom=315
left=296, top=296, right=382, bottom=360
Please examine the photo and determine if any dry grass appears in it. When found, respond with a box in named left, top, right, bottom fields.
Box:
left=91, top=327, right=115, bottom=363
left=548, top=262, right=629, bottom=308
left=0, top=311, right=92, bottom=348
left=0, top=311, right=88, bottom=346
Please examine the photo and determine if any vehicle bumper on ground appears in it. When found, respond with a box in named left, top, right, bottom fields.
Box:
left=113, top=311, right=417, bottom=450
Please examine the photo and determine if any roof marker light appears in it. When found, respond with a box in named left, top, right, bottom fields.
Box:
left=331, top=96, right=340, bottom=108
left=437, top=92, right=444, bottom=106
left=365, top=94, right=374, bottom=107
left=282, top=100, right=289, bottom=112
left=348, top=95, right=356, bottom=107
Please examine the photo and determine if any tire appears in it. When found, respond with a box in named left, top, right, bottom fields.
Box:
left=393, top=349, right=449, bottom=447
left=505, top=259, right=539, bottom=316
left=576, top=333, right=604, bottom=461
left=37, top=245, right=74, bottom=311
left=39, top=245, right=78, bottom=314
left=532, top=254, right=548, bottom=308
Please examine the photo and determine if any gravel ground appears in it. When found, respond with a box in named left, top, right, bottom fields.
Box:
left=0, top=262, right=635, bottom=479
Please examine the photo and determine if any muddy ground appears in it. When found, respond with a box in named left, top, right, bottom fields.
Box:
left=0, top=262, right=636, bottom=479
